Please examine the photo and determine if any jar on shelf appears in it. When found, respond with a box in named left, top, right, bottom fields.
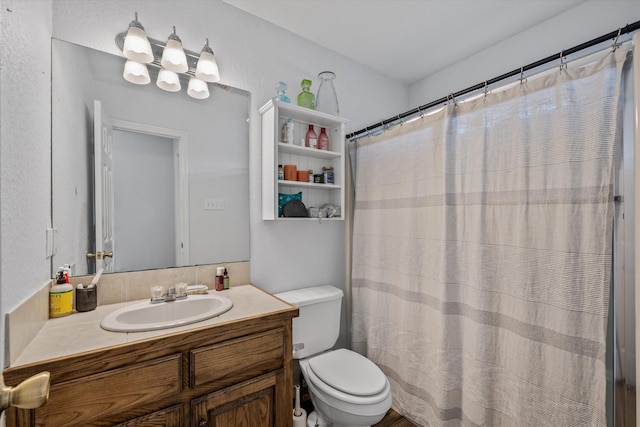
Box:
left=317, top=127, right=329, bottom=150
left=297, top=79, right=315, bottom=109
left=308, top=170, right=313, bottom=183
left=322, top=166, right=334, bottom=184
left=273, top=81, right=290, bottom=103
left=278, top=164, right=284, bottom=180
left=315, top=71, right=339, bottom=116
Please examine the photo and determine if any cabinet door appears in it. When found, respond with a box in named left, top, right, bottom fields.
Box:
left=192, top=370, right=288, bottom=427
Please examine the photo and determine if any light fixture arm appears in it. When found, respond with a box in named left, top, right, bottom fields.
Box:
left=128, top=12, right=145, bottom=31
left=116, top=31, right=201, bottom=76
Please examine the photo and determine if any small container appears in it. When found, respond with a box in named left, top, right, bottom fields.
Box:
left=282, top=118, right=294, bottom=143
left=314, top=173, right=324, bottom=184
left=284, top=164, right=297, bottom=181
left=317, top=128, right=329, bottom=150
left=297, top=170, right=308, bottom=182
left=308, top=170, right=313, bottom=183
left=215, top=267, right=224, bottom=291
left=305, top=125, right=317, bottom=149
left=76, top=286, right=97, bottom=312
left=322, top=166, right=334, bottom=184
left=278, top=165, right=284, bottom=180
left=297, top=79, right=315, bottom=109
left=223, top=268, right=230, bottom=290
left=50, top=282, right=73, bottom=317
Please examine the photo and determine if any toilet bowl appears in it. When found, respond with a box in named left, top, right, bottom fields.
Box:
left=300, top=349, right=392, bottom=426
left=275, top=286, right=392, bottom=427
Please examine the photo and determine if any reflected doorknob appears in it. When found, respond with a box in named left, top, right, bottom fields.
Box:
left=86, top=251, right=114, bottom=260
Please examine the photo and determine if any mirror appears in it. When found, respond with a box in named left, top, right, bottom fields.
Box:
left=52, top=39, right=250, bottom=276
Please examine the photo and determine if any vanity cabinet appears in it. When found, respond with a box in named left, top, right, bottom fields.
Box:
left=260, top=99, right=348, bottom=220
left=3, top=300, right=297, bottom=427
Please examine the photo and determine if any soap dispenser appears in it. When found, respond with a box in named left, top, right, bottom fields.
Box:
left=50, top=271, right=73, bottom=318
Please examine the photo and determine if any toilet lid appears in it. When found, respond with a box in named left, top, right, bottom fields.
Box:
left=308, top=349, right=387, bottom=396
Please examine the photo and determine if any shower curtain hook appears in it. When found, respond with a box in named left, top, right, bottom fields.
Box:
left=612, top=27, right=622, bottom=51
left=519, top=67, right=526, bottom=85
left=417, top=105, right=425, bottom=119
left=559, top=50, right=567, bottom=72
left=483, top=81, right=489, bottom=99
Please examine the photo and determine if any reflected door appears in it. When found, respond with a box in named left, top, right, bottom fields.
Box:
left=93, top=100, right=115, bottom=272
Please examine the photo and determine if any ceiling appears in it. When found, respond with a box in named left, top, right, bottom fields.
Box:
left=223, top=0, right=584, bottom=84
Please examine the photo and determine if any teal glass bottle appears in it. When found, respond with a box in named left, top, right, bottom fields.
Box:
left=297, top=79, right=315, bottom=109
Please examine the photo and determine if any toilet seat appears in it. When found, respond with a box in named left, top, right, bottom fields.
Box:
left=302, top=350, right=391, bottom=406
left=308, top=348, right=387, bottom=396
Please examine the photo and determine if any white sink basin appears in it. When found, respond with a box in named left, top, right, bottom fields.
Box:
left=100, top=294, right=233, bottom=332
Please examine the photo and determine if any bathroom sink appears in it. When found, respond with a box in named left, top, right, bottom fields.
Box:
left=100, top=294, right=233, bottom=332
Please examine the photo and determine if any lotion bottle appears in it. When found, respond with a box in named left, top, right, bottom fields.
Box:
left=215, top=267, right=224, bottom=291
left=50, top=271, right=73, bottom=317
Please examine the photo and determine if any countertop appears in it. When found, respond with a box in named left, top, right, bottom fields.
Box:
left=12, top=285, right=294, bottom=367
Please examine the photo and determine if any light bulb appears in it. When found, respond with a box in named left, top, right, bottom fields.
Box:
left=156, top=68, right=181, bottom=92
left=123, top=60, right=150, bottom=85
left=160, top=27, right=188, bottom=73
left=195, top=39, right=220, bottom=83
left=187, top=77, right=210, bottom=99
left=122, top=13, right=153, bottom=64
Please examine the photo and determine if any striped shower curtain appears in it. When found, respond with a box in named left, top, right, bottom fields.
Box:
left=351, top=46, right=629, bottom=426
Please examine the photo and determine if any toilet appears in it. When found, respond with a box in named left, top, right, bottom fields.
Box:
left=275, top=285, right=392, bottom=427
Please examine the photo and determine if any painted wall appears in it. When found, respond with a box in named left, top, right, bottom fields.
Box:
left=409, top=1, right=640, bottom=107
left=0, top=1, right=53, bottom=368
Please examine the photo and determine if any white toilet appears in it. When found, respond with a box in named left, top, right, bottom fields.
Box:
left=276, top=285, right=392, bottom=427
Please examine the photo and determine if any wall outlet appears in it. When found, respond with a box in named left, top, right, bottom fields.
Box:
left=204, top=198, right=225, bottom=210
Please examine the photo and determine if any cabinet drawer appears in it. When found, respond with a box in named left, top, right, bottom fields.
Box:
left=35, top=354, right=182, bottom=426
left=190, top=328, right=284, bottom=388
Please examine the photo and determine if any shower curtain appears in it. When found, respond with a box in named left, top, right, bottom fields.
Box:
left=351, top=46, right=629, bottom=426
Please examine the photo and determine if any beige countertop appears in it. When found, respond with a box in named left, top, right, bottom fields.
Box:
left=12, top=285, right=293, bottom=367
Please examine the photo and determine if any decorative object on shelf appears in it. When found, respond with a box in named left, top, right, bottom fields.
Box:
left=305, top=124, right=318, bottom=148
left=297, top=170, right=309, bottom=182
left=283, top=164, right=297, bottom=181
left=282, top=118, right=294, bottom=143
left=282, top=199, right=308, bottom=217
left=274, top=81, right=291, bottom=103
left=315, top=71, right=339, bottom=116
left=116, top=12, right=220, bottom=99
left=297, top=79, right=315, bottom=109
left=322, top=166, right=334, bottom=184
left=279, top=192, right=302, bottom=217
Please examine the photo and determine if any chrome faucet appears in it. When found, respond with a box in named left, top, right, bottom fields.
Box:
left=165, top=287, right=177, bottom=302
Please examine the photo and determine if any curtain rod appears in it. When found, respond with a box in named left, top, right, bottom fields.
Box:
left=346, top=19, right=640, bottom=140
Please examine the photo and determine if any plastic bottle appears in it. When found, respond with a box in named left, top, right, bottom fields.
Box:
left=317, top=128, right=329, bottom=151
left=50, top=271, right=73, bottom=317
left=297, top=79, right=315, bottom=109
left=305, top=125, right=317, bottom=149
left=278, top=165, right=284, bottom=180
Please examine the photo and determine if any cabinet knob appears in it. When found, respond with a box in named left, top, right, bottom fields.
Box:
left=199, top=420, right=208, bottom=427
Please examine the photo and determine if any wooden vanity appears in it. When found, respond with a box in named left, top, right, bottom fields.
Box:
left=3, top=285, right=298, bottom=427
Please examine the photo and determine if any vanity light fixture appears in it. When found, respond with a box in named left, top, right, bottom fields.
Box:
left=116, top=14, right=219, bottom=99
left=195, top=38, right=220, bottom=83
left=161, top=26, right=188, bottom=73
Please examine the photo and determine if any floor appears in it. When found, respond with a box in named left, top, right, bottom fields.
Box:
left=373, top=409, right=417, bottom=427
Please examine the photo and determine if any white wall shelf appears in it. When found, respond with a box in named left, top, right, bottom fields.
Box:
left=260, top=100, right=348, bottom=220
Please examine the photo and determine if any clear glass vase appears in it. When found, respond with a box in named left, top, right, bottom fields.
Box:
left=315, top=71, right=339, bottom=116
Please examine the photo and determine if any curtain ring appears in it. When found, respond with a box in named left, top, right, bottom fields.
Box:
left=519, top=67, right=526, bottom=85
left=483, top=81, right=489, bottom=98
left=612, top=27, right=622, bottom=51
left=417, top=105, right=425, bottom=119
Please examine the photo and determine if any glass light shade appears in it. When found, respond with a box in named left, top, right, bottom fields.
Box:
left=161, top=39, right=188, bottom=73
left=187, top=77, right=210, bottom=99
left=123, top=60, right=150, bottom=85
left=156, top=68, right=181, bottom=92
left=122, top=26, right=153, bottom=64
left=195, top=51, right=220, bottom=83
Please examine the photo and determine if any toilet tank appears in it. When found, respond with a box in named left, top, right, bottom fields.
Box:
left=275, top=285, right=343, bottom=359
